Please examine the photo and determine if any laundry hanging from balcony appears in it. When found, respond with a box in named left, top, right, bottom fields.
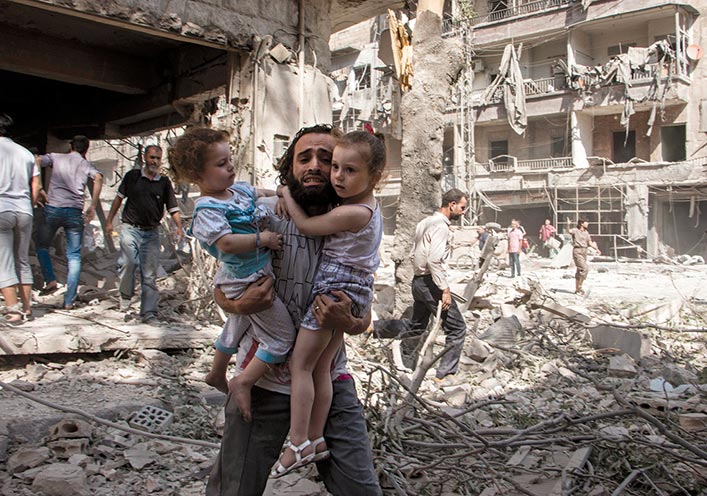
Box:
left=560, top=40, right=676, bottom=138
left=481, top=43, right=527, bottom=136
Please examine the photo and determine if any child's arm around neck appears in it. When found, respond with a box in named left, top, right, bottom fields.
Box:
left=282, top=187, right=372, bottom=236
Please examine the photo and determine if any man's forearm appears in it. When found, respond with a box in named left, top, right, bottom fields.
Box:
left=106, top=197, right=122, bottom=225
left=90, top=174, right=104, bottom=208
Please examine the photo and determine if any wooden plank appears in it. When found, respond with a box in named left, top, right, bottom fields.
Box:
left=0, top=314, right=219, bottom=356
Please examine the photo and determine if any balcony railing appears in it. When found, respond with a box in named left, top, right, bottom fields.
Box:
left=443, top=0, right=571, bottom=32
left=487, top=155, right=573, bottom=172
left=483, top=76, right=567, bottom=104
left=578, top=63, right=677, bottom=89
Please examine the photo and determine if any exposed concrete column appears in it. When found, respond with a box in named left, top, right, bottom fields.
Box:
left=571, top=111, right=591, bottom=169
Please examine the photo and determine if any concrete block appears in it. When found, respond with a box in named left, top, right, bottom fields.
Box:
left=7, top=446, right=51, bottom=473
left=608, top=354, right=638, bottom=378
left=662, top=364, right=698, bottom=386
left=47, top=438, right=89, bottom=459
left=466, top=337, right=492, bottom=362
left=588, top=326, right=651, bottom=362
left=31, top=463, right=89, bottom=496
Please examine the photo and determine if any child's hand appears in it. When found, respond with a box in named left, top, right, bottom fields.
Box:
left=261, top=230, right=283, bottom=250
left=275, top=197, right=290, bottom=219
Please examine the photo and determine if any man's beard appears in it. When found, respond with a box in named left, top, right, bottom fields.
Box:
left=286, top=170, right=338, bottom=213
left=450, top=212, right=462, bottom=221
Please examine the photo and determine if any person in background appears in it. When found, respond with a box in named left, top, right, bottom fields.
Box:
left=539, top=218, right=558, bottom=258
left=567, top=218, right=601, bottom=295
left=507, top=219, right=524, bottom=277
left=105, top=144, right=183, bottom=324
left=0, top=114, right=42, bottom=324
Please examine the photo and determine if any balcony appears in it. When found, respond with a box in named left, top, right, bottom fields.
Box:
left=483, top=155, right=574, bottom=173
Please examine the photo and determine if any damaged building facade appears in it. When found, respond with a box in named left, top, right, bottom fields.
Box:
left=444, top=0, right=707, bottom=258
left=0, top=0, right=401, bottom=187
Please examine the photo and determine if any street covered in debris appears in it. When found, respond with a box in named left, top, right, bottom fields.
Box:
left=1, top=239, right=706, bottom=495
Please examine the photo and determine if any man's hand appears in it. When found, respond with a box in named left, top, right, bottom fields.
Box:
left=105, top=221, right=114, bottom=236
left=274, top=197, right=290, bottom=219
left=84, top=205, right=96, bottom=222
left=173, top=226, right=184, bottom=245
left=441, top=289, right=452, bottom=311
left=36, top=189, right=48, bottom=207
left=313, top=290, right=366, bottom=335
left=214, top=276, right=274, bottom=315
left=261, top=230, right=283, bottom=250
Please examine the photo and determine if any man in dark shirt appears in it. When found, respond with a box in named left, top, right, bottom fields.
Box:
left=105, top=145, right=183, bottom=323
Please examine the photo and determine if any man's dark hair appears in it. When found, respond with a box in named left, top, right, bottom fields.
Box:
left=70, top=135, right=90, bottom=155
left=274, top=124, right=342, bottom=185
left=144, top=144, right=162, bottom=156
left=275, top=124, right=342, bottom=212
left=441, top=188, right=468, bottom=207
left=577, top=218, right=589, bottom=229
left=0, top=114, right=13, bottom=137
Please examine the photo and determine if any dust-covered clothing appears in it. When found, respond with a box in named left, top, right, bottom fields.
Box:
left=38, top=151, right=100, bottom=209
left=191, top=183, right=294, bottom=364
left=569, top=227, right=592, bottom=279
left=412, top=211, right=452, bottom=291
left=300, top=203, right=382, bottom=332
left=0, top=137, right=38, bottom=216
left=539, top=223, right=557, bottom=242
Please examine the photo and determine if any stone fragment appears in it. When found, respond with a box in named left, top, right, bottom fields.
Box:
left=443, top=387, right=467, bottom=408
left=588, top=326, right=651, bottom=362
left=600, top=426, right=629, bottom=439
left=124, top=446, right=156, bottom=470
left=67, top=454, right=90, bottom=467
left=48, top=438, right=89, bottom=459
left=9, top=380, right=35, bottom=391
left=49, top=418, right=93, bottom=440
left=608, top=354, right=638, bottom=378
left=466, top=337, right=491, bottom=362
left=678, top=413, right=707, bottom=432
left=7, top=446, right=51, bottom=473
left=535, top=302, right=590, bottom=323
left=662, top=364, right=698, bottom=386
left=31, top=463, right=88, bottom=496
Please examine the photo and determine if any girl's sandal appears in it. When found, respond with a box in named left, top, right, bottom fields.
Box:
left=309, top=436, right=331, bottom=462
left=270, top=439, right=314, bottom=479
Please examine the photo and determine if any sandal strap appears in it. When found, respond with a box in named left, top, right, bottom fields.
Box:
left=286, top=439, right=312, bottom=463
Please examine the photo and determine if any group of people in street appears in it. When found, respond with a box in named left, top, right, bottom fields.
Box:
left=0, top=113, right=183, bottom=326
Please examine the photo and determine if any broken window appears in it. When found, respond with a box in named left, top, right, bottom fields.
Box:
left=612, top=130, right=636, bottom=163
left=607, top=43, right=637, bottom=57
left=490, top=140, right=509, bottom=162
left=660, top=125, right=686, bottom=162
left=551, top=135, right=568, bottom=158
left=488, top=0, right=509, bottom=20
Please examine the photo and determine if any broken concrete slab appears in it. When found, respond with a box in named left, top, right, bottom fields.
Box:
left=7, top=446, right=51, bottom=473
left=47, top=438, right=89, bottom=459
left=534, top=301, right=591, bottom=324
left=588, top=326, right=651, bottom=362
left=678, top=413, right=707, bottom=432
left=608, top=354, right=638, bottom=378
left=124, top=446, right=157, bottom=470
left=31, top=463, right=89, bottom=496
left=625, top=298, right=684, bottom=325
left=466, top=337, right=492, bottom=362
left=479, top=316, right=522, bottom=347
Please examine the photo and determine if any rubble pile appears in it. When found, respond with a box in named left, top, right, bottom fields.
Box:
left=350, top=266, right=707, bottom=495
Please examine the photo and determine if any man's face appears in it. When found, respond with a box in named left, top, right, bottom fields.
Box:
left=449, top=196, right=468, bottom=221
left=287, top=132, right=338, bottom=211
left=144, top=147, right=162, bottom=175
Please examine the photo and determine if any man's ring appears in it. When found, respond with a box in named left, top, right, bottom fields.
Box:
left=314, top=305, right=320, bottom=311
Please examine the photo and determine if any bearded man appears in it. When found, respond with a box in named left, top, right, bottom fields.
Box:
left=105, top=145, right=183, bottom=323
left=205, top=124, right=382, bottom=496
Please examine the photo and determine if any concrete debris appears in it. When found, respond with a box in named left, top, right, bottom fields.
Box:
left=588, top=325, right=651, bottom=362
left=47, top=438, right=89, bottom=459
left=49, top=419, right=94, bottom=441
left=123, top=446, right=156, bottom=470
left=608, top=354, right=639, bottom=378
left=7, top=447, right=51, bottom=474
left=678, top=413, right=707, bottom=432
left=31, top=463, right=89, bottom=496
left=478, top=316, right=523, bottom=346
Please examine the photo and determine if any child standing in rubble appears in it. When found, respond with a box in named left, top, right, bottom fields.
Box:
left=168, top=127, right=295, bottom=422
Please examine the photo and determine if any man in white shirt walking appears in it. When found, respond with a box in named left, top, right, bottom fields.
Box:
left=408, top=188, right=469, bottom=380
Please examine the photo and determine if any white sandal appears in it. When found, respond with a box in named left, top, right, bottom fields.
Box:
left=270, top=439, right=314, bottom=479
left=309, top=436, right=330, bottom=462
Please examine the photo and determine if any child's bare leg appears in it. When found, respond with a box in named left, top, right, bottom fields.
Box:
left=280, top=327, right=332, bottom=469
left=309, top=329, right=343, bottom=457
left=205, top=349, right=231, bottom=394
left=228, top=357, right=270, bottom=423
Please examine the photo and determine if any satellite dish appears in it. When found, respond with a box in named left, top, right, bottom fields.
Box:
left=686, top=44, right=703, bottom=61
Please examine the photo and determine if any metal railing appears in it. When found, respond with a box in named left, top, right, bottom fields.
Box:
left=578, top=63, right=677, bottom=88
left=444, top=0, right=571, bottom=30
left=484, top=76, right=567, bottom=104
left=487, top=155, right=573, bottom=172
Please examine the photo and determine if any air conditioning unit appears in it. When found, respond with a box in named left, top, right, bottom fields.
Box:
left=473, top=59, right=486, bottom=73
